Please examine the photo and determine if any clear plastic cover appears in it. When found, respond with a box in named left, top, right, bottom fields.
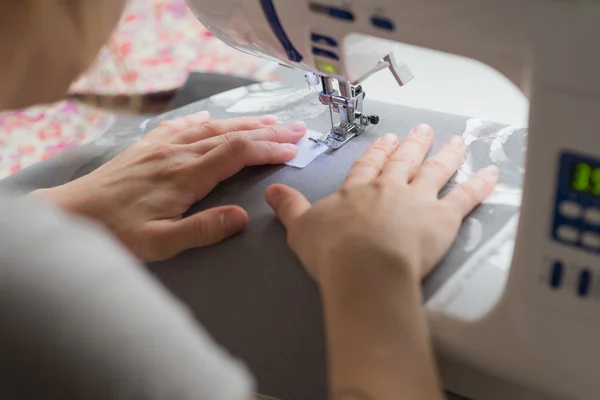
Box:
left=186, top=0, right=289, bottom=65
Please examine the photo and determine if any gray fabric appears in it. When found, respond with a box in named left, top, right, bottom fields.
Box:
left=0, top=83, right=525, bottom=400
left=168, top=72, right=258, bottom=110
left=0, top=193, right=254, bottom=400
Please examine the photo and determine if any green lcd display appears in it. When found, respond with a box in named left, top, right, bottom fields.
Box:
left=571, top=162, right=600, bottom=195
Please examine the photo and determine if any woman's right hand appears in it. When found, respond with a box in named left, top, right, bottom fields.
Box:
left=265, top=124, right=498, bottom=289
left=34, top=111, right=306, bottom=262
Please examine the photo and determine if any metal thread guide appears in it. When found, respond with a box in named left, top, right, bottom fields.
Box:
left=306, top=53, right=414, bottom=150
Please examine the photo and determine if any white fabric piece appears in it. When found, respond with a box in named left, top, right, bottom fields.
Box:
left=285, top=129, right=329, bottom=168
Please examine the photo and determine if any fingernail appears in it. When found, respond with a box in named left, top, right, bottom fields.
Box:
left=482, top=165, right=499, bottom=177
left=377, top=133, right=398, bottom=145
left=222, top=210, right=246, bottom=233
left=266, top=187, right=284, bottom=207
left=286, top=121, right=306, bottom=133
left=260, top=114, right=278, bottom=125
left=447, top=135, right=464, bottom=146
left=415, top=124, right=433, bottom=137
left=194, top=110, right=209, bottom=117
left=281, top=143, right=298, bottom=153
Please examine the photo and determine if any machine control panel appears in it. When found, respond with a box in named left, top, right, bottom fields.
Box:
left=552, top=152, right=600, bottom=253
left=308, top=2, right=397, bottom=31
left=547, top=152, right=600, bottom=299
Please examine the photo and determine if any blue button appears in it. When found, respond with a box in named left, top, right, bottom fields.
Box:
left=578, top=269, right=592, bottom=297
left=371, top=16, right=395, bottom=31
left=310, top=3, right=355, bottom=21
left=550, top=261, right=563, bottom=289
left=312, top=47, right=339, bottom=61
left=327, top=7, right=354, bottom=21
left=311, top=33, right=338, bottom=47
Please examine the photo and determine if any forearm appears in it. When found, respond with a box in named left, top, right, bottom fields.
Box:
left=321, top=255, right=444, bottom=400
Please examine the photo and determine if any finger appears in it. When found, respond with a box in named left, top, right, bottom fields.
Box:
left=412, top=135, right=467, bottom=192
left=148, top=206, right=249, bottom=259
left=147, top=111, right=211, bottom=141
left=197, top=139, right=298, bottom=194
left=193, top=121, right=307, bottom=154
left=380, top=124, right=433, bottom=183
left=170, top=115, right=280, bottom=145
left=442, top=166, right=498, bottom=217
left=265, top=184, right=311, bottom=230
left=344, top=134, right=399, bottom=187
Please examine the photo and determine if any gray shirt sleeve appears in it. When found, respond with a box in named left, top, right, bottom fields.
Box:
left=0, top=193, right=254, bottom=400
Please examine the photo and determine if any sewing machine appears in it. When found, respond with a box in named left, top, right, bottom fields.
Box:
left=184, top=1, right=600, bottom=399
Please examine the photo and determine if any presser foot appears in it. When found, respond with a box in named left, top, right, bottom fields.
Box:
left=309, top=114, right=379, bottom=150
left=309, top=127, right=360, bottom=150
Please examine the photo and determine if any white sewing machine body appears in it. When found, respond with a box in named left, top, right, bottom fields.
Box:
left=186, top=1, right=600, bottom=399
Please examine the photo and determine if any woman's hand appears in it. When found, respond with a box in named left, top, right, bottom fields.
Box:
left=265, top=124, right=498, bottom=289
left=34, top=111, right=307, bottom=262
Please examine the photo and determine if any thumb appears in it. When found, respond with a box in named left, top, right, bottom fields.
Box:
left=265, top=184, right=310, bottom=229
left=150, top=206, right=249, bottom=259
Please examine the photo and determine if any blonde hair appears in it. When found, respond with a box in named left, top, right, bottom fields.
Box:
left=64, top=0, right=127, bottom=70
left=0, top=0, right=126, bottom=109
left=0, top=1, right=42, bottom=104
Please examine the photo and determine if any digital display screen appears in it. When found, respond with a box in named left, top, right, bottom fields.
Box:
left=571, top=162, right=600, bottom=195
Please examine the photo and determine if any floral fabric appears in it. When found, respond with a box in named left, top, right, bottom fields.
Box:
left=0, top=0, right=275, bottom=178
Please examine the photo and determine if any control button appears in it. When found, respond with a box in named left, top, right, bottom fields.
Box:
left=578, top=269, right=592, bottom=297
left=311, top=33, right=338, bottom=47
left=558, top=200, right=583, bottom=219
left=312, top=47, right=339, bottom=60
left=581, top=232, right=600, bottom=250
left=371, top=16, right=395, bottom=31
left=550, top=261, right=563, bottom=289
left=327, top=7, right=354, bottom=21
left=584, top=207, right=600, bottom=226
left=556, top=225, right=580, bottom=243
left=309, top=3, right=355, bottom=21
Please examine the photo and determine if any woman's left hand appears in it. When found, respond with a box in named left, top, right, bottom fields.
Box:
left=265, top=125, right=497, bottom=287
left=34, top=111, right=306, bottom=262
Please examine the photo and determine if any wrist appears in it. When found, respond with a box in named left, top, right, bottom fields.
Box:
left=319, top=249, right=440, bottom=400
left=318, top=249, right=424, bottom=335
left=30, top=187, right=65, bottom=207
left=30, top=181, right=93, bottom=217
left=30, top=186, right=71, bottom=209
left=317, top=247, right=420, bottom=299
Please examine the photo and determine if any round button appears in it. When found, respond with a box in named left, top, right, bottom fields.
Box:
left=581, top=232, right=600, bottom=250
left=556, top=225, right=580, bottom=243
left=584, top=207, right=600, bottom=226
left=559, top=201, right=583, bottom=219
